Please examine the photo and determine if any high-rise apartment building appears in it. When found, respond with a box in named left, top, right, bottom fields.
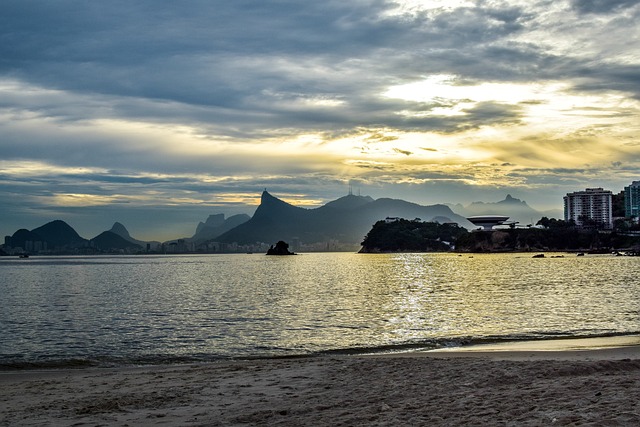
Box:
left=624, top=181, right=640, bottom=218
left=563, top=188, right=613, bottom=229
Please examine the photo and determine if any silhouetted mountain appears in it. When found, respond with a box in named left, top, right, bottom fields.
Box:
left=6, top=220, right=158, bottom=253
left=90, top=231, right=142, bottom=251
left=196, top=214, right=225, bottom=235
left=216, top=191, right=474, bottom=245
left=9, top=229, right=44, bottom=249
left=324, top=194, right=374, bottom=210
left=449, top=195, right=561, bottom=226
left=31, top=220, right=88, bottom=248
left=109, top=222, right=159, bottom=249
left=191, top=213, right=250, bottom=242
left=3, top=220, right=88, bottom=252
left=110, top=222, right=133, bottom=239
left=348, top=197, right=469, bottom=227
left=216, top=191, right=313, bottom=244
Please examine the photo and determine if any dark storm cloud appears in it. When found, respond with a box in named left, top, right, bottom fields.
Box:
left=572, top=64, right=640, bottom=100
left=2, top=0, right=626, bottom=159
left=571, top=0, right=640, bottom=14
left=1, top=1, right=397, bottom=92
left=1, top=0, right=635, bottom=136
left=0, top=0, right=544, bottom=137
left=461, top=102, right=523, bottom=125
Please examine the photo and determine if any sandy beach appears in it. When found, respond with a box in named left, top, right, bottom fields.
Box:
left=2, top=340, right=640, bottom=426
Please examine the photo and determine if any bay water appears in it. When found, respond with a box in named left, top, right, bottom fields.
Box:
left=1, top=252, right=638, bottom=368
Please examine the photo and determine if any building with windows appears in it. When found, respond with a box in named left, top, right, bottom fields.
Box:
left=564, top=188, right=613, bottom=229
left=624, top=181, right=640, bottom=219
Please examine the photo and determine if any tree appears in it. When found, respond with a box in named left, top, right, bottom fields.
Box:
left=536, top=217, right=574, bottom=229
left=612, top=191, right=625, bottom=217
left=360, top=219, right=468, bottom=252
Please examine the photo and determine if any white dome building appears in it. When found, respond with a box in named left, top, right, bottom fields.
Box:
left=467, top=215, right=510, bottom=231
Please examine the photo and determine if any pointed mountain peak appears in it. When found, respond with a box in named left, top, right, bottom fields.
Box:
left=260, top=190, right=293, bottom=207
left=110, top=222, right=131, bottom=238
left=261, top=190, right=277, bottom=202
left=499, top=194, right=527, bottom=205
left=252, top=190, right=306, bottom=222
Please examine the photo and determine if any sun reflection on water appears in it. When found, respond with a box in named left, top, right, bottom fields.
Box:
left=1, top=252, right=639, bottom=363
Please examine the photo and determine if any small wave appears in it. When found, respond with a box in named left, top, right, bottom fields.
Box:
left=315, top=332, right=640, bottom=357
left=3, top=332, right=638, bottom=371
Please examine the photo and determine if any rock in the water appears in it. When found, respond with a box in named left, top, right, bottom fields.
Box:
left=266, top=241, right=295, bottom=255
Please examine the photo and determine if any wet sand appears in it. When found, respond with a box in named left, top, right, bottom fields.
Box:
left=1, top=340, right=640, bottom=426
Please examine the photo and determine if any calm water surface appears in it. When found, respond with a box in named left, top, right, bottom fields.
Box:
left=1, top=252, right=638, bottom=368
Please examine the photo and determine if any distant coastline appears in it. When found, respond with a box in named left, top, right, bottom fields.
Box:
left=4, top=192, right=640, bottom=256
left=359, top=218, right=640, bottom=254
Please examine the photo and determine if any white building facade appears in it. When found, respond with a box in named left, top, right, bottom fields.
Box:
left=563, top=188, right=613, bottom=229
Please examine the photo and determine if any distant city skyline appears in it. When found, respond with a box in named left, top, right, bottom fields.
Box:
left=2, top=1, right=639, bottom=240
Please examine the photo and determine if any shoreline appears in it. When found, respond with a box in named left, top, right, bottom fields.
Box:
left=2, top=342, right=640, bottom=426
left=2, top=334, right=640, bottom=371
left=386, top=335, right=640, bottom=361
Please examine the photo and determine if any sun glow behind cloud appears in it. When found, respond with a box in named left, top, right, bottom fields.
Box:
left=3, top=71, right=637, bottom=198
left=0, top=160, right=106, bottom=177
left=388, top=0, right=475, bottom=15
left=49, top=193, right=135, bottom=207
left=380, top=74, right=640, bottom=167
left=384, top=75, right=569, bottom=113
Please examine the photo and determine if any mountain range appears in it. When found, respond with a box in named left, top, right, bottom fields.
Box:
left=179, top=213, right=251, bottom=244
left=215, top=191, right=473, bottom=245
left=3, top=191, right=557, bottom=253
left=5, top=220, right=149, bottom=253
left=448, top=195, right=563, bottom=226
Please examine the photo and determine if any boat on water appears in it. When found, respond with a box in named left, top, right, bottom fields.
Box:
left=18, top=254, right=29, bottom=258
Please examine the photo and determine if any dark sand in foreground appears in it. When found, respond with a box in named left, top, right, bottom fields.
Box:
left=2, top=338, right=640, bottom=426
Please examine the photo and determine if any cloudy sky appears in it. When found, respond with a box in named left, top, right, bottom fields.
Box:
left=2, top=0, right=639, bottom=241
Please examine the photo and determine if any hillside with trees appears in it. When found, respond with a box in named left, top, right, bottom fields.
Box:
left=360, top=219, right=469, bottom=252
left=455, top=228, right=640, bottom=252
left=216, top=190, right=473, bottom=246
left=360, top=217, right=640, bottom=253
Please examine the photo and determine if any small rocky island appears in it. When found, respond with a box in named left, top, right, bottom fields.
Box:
left=266, top=240, right=295, bottom=255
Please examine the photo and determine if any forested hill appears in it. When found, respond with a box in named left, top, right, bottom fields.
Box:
left=360, top=219, right=640, bottom=253
left=359, top=219, right=468, bottom=252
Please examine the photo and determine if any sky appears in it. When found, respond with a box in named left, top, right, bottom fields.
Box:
left=1, top=0, right=640, bottom=241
